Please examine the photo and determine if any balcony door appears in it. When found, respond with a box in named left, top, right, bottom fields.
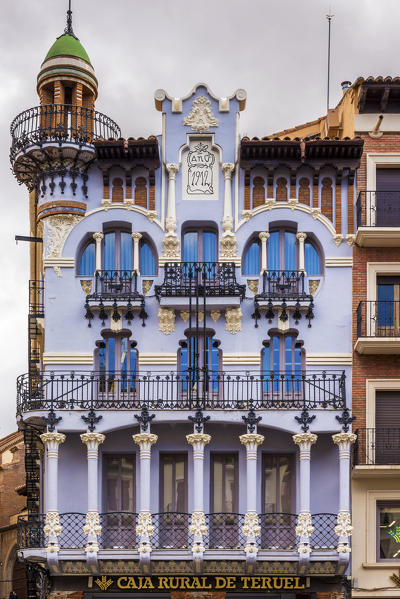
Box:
left=377, top=277, right=400, bottom=336
left=180, top=334, right=220, bottom=397
left=375, top=391, right=400, bottom=465
left=183, top=230, right=217, bottom=264
left=98, top=335, right=137, bottom=394
left=103, top=455, right=136, bottom=548
left=260, top=454, right=295, bottom=549
left=210, top=454, right=239, bottom=548
left=262, top=335, right=303, bottom=394
left=376, top=168, right=400, bottom=226
left=159, top=454, right=188, bottom=548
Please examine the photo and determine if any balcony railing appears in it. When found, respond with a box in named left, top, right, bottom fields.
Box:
left=155, top=262, right=245, bottom=299
left=356, top=190, right=400, bottom=228
left=17, top=512, right=338, bottom=551
left=10, top=104, right=121, bottom=160
left=357, top=301, right=400, bottom=338
left=256, top=270, right=308, bottom=300
left=354, top=428, right=400, bottom=465
left=29, top=280, right=44, bottom=317
left=17, top=369, right=346, bottom=413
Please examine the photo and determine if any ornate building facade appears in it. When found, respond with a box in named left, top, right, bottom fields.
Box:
left=11, top=7, right=364, bottom=599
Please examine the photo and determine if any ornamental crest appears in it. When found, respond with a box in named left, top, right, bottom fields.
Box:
left=183, top=96, right=218, bottom=132
left=187, top=142, right=215, bottom=194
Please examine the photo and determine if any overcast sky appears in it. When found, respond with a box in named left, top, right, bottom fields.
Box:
left=0, top=0, right=399, bottom=437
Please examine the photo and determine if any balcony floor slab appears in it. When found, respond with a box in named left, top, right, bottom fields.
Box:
left=159, top=296, right=241, bottom=309
left=356, top=227, right=400, bottom=247
left=355, top=338, right=400, bottom=354
left=352, top=465, right=400, bottom=478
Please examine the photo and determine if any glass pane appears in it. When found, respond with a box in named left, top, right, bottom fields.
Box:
left=140, top=242, right=156, bottom=275
left=104, top=232, right=116, bottom=272
left=163, top=459, right=173, bottom=512
left=203, top=231, right=217, bottom=263
left=211, top=344, right=219, bottom=392
left=378, top=284, right=395, bottom=327
left=183, top=232, right=198, bottom=263
left=99, top=346, right=106, bottom=374
left=120, top=232, right=132, bottom=271
left=213, top=459, right=223, bottom=512
left=263, top=460, right=277, bottom=512
left=272, top=336, right=280, bottom=375
left=106, top=457, right=120, bottom=511
left=267, top=232, right=280, bottom=271
left=285, top=336, right=293, bottom=391
left=284, top=232, right=297, bottom=271
left=120, top=456, right=135, bottom=512
left=305, top=241, right=321, bottom=275
left=175, top=458, right=186, bottom=512
left=225, top=459, right=235, bottom=513
left=379, top=506, right=400, bottom=559
left=79, top=242, right=95, bottom=275
left=279, top=457, right=292, bottom=513
left=294, top=345, right=302, bottom=392
left=243, top=242, right=260, bottom=275
left=108, top=338, right=115, bottom=374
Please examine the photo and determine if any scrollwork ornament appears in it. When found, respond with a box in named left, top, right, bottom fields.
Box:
left=158, top=307, right=175, bottom=334
left=183, top=96, right=218, bottom=132
left=46, top=214, right=83, bottom=258
left=136, top=512, right=154, bottom=538
left=334, top=511, right=353, bottom=537
left=162, top=232, right=180, bottom=258
left=225, top=307, right=242, bottom=334
left=189, top=511, right=208, bottom=537
left=295, top=512, right=314, bottom=538
left=242, top=511, right=261, bottom=538
left=83, top=511, right=102, bottom=537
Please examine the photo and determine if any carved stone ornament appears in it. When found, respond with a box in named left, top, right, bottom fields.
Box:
left=239, top=433, right=265, bottom=451
left=180, top=310, right=189, bottom=323
left=220, top=231, right=237, bottom=258
left=44, top=510, right=62, bottom=552
left=225, top=307, right=242, bottom=334
left=186, top=433, right=212, bottom=452
left=189, top=511, right=208, bottom=537
left=333, top=234, right=344, bottom=246
left=162, top=232, right=180, bottom=259
left=46, top=214, right=83, bottom=258
left=334, top=511, right=353, bottom=538
left=132, top=433, right=158, bottom=452
left=345, top=234, right=356, bottom=246
left=242, top=210, right=252, bottom=222
left=210, top=310, right=221, bottom=322
left=83, top=511, right=102, bottom=537
left=332, top=432, right=357, bottom=448
left=242, top=511, right=261, bottom=538
left=136, top=511, right=155, bottom=538
left=80, top=280, right=92, bottom=295
left=296, top=511, right=314, bottom=538
left=158, top=307, right=175, bottom=334
left=292, top=432, right=318, bottom=450
left=311, top=207, right=321, bottom=219
left=147, top=210, right=157, bottom=223
left=309, top=280, right=320, bottom=295
left=247, top=279, right=259, bottom=295
left=142, top=280, right=153, bottom=296
left=183, top=96, right=218, bottom=132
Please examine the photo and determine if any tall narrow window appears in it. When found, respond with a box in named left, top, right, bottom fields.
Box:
left=305, top=240, right=321, bottom=275
left=79, top=241, right=95, bottom=275
left=209, top=454, right=239, bottom=549
left=377, top=276, right=400, bottom=335
left=103, top=455, right=136, bottom=548
left=376, top=168, right=400, bottom=226
left=180, top=334, right=220, bottom=394
left=98, top=336, right=137, bottom=393
left=112, top=178, right=124, bottom=202
left=140, top=241, right=157, bottom=275
left=159, top=454, right=188, bottom=548
left=262, top=335, right=303, bottom=393
left=134, top=177, right=148, bottom=208
left=375, top=391, right=400, bottom=464
left=252, top=177, right=265, bottom=208
left=243, top=241, right=260, bottom=276
left=183, top=230, right=217, bottom=263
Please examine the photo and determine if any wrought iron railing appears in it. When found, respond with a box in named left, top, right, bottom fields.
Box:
left=356, top=190, right=400, bottom=228
left=17, top=369, right=346, bottom=413
left=356, top=300, right=400, bottom=338
left=257, top=270, right=307, bottom=299
left=155, top=262, right=246, bottom=299
left=354, top=428, right=400, bottom=465
left=18, top=512, right=338, bottom=551
left=29, top=280, right=44, bottom=317
left=10, top=104, right=121, bottom=160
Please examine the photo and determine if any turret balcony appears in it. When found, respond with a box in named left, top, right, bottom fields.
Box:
left=356, top=190, right=400, bottom=246
left=155, top=262, right=245, bottom=309
left=355, top=300, right=400, bottom=353
left=16, top=369, right=346, bottom=414
left=84, top=270, right=147, bottom=327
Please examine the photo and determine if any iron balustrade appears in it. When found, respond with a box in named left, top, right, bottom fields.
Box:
left=357, top=300, right=400, bottom=338
left=257, top=270, right=308, bottom=300
left=29, top=280, right=44, bottom=317
left=16, top=370, right=346, bottom=413
left=10, top=104, right=121, bottom=160
left=17, top=512, right=338, bottom=551
left=356, top=190, right=400, bottom=228
left=155, top=262, right=246, bottom=299
left=354, top=428, right=400, bottom=465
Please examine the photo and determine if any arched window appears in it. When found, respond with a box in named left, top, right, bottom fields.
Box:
left=79, top=240, right=95, bottom=275
left=276, top=177, right=288, bottom=202
left=183, top=229, right=217, bottom=263
left=135, top=177, right=148, bottom=208
left=262, top=333, right=304, bottom=392
left=96, top=230, right=156, bottom=275
left=252, top=177, right=265, bottom=208
left=243, top=241, right=260, bottom=276
left=304, top=240, right=321, bottom=275
left=140, top=240, right=157, bottom=275
left=112, top=177, right=124, bottom=202
left=97, top=334, right=137, bottom=393
left=179, top=332, right=220, bottom=394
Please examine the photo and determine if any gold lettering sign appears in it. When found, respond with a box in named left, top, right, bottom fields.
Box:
left=93, top=575, right=308, bottom=592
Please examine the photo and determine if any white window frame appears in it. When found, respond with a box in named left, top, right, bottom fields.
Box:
left=366, top=263, right=400, bottom=336
left=366, top=490, right=400, bottom=565
left=366, top=153, right=400, bottom=226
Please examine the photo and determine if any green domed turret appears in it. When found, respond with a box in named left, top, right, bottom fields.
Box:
left=44, top=33, right=91, bottom=65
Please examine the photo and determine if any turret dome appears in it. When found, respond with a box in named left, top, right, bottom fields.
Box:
left=44, top=33, right=92, bottom=65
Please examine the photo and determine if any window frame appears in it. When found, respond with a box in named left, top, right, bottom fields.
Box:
left=210, top=453, right=239, bottom=514
left=261, top=453, right=296, bottom=514
left=102, top=453, right=136, bottom=513
left=159, top=453, right=188, bottom=513
left=182, top=227, right=218, bottom=263
left=262, top=333, right=305, bottom=374
left=376, top=500, right=400, bottom=561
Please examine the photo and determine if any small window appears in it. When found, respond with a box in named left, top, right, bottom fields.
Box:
left=179, top=333, right=220, bottom=394
left=104, top=455, right=135, bottom=512
left=79, top=241, right=95, bottom=275
left=305, top=240, right=321, bottom=275
left=377, top=502, right=400, bottom=560
left=112, top=177, right=124, bottom=202
left=262, top=334, right=303, bottom=392
left=243, top=241, right=260, bottom=276
left=97, top=335, right=137, bottom=393
left=183, top=229, right=217, bottom=263
left=140, top=241, right=157, bottom=275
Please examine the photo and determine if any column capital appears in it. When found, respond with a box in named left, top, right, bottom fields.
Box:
left=222, top=163, right=235, bottom=178
left=292, top=432, right=317, bottom=449
left=258, top=231, right=270, bottom=242
left=40, top=432, right=66, bottom=447
left=93, top=232, right=104, bottom=242
left=332, top=432, right=357, bottom=446
left=296, top=232, right=307, bottom=243
left=240, top=433, right=265, bottom=448
left=131, top=232, right=143, bottom=241
left=166, top=163, right=179, bottom=179
left=186, top=433, right=211, bottom=447
left=80, top=432, right=105, bottom=447
left=133, top=433, right=158, bottom=447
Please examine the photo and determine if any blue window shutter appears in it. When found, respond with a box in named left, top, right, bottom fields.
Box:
left=79, top=242, right=95, bottom=275
left=120, top=233, right=133, bottom=271
left=203, top=231, right=217, bottom=262
left=305, top=241, right=321, bottom=275
left=243, top=242, right=260, bottom=275
left=140, top=242, right=156, bottom=275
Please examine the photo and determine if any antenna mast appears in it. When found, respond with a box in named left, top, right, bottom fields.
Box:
left=326, top=10, right=334, bottom=114
left=65, top=0, right=76, bottom=37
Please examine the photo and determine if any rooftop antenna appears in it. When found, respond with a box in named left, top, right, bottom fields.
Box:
left=326, top=8, right=334, bottom=114
left=65, top=0, right=77, bottom=38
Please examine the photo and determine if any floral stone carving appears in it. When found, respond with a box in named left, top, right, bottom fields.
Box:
left=46, top=214, right=83, bottom=258
left=183, top=96, right=218, bottom=133
left=335, top=511, right=353, bottom=537
left=225, top=307, right=242, bottom=334
left=158, top=308, right=175, bottom=334
left=296, top=512, right=314, bottom=538
left=162, top=232, right=180, bottom=259
left=220, top=231, right=237, bottom=258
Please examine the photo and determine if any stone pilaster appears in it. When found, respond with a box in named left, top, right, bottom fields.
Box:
left=332, top=432, right=357, bottom=554
left=133, top=433, right=158, bottom=558
left=293, top=433, right=317, bottom=560
left=40, top=432, right=66, bottom=553
left=81, top=433, right=105, bottom=554
left=93, top=232, right=103, bottom=272
left=240, top=433, right=264, bottom=560
left=187, top=433, right=211, bottom=556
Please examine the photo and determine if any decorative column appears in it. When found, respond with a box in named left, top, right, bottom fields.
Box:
left=240, top=433, right=264, bottom=564
left=186, top=433, right=211, bottom=559
left=161, top=164, right=180, bottom=261
left=93, top=232, right=103, bottom=272
left=131, top=232, right=142, bottom=273
left=40, top=432, right=66, bottom=553
left=258, top=232, right=270, bottom=273
left=133, top=433, right=158, bottom=564
left=80, top=433, right=105, bottom=556
left=220, top=163, right=237, bottom=260
left=332, top=432, right=357, bottom=556
left=292, top=432, right=317, bottom=568
left=296, top=232, right=307, bottom=272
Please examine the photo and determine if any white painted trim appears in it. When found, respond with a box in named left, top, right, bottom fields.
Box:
left=234, top=112, right=239, bottom=230
left=84, top=205, right=163, bottom=230
left=223, top=353, right=260, bottom=366
left=366, top=489, right=400, bottom=565
left=325, top=257, right=353, bottom=268
left=365, top=379, right=400, bottom=430
left=43, top=352, right=93, bottom=365
left=306, top=353, right=352, bottom=365
left=161, top=112, right=166, bottom=230
left=154, top=83, right=247, bottom=108
left=366, top=153, right=400, bottom=191
left=138, top=353, right=177, bottom=365
left=43, top=258, right=75, bottom=268
left=367, top=262, right=400, bottom=302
